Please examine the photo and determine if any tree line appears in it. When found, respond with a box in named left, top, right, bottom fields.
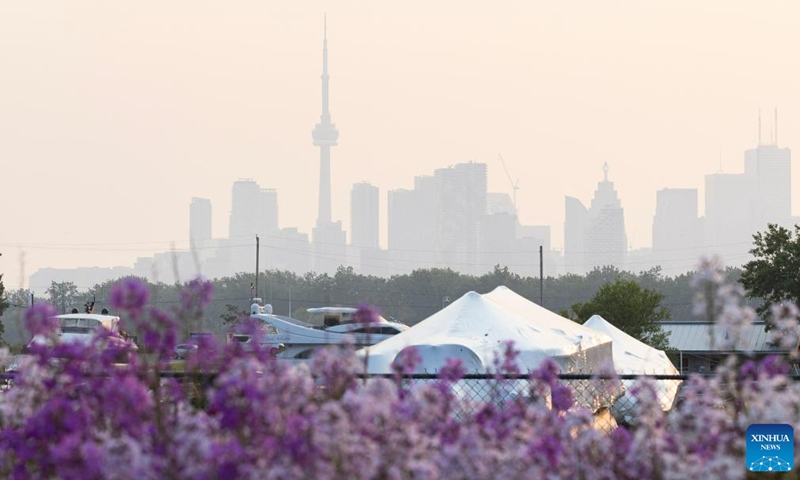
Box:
left=1, top=263, right=746, bottom=348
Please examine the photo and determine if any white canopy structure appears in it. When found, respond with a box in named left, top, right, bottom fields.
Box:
left=583, top=314, right=681, bottom=423
left=482, top=286, right=614, bottom=371
left=362, top=287, right=613, bottom=375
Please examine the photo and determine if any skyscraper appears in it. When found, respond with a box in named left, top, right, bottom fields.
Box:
left=310, top=18, right=346, bottom=273
left=652, top=188, right=702, bottom=275
left=228, top=180, right=278, bottom=239
left=564, top=196, right=588, bottom=274
left=350, top=182, right=379, bottom=249
left=744, top=144, right=792, bottom=230
left=189, top=197, right=212, bottom=245
left=386, top=175, right=435, bottom=270
left=433, top=162, right=487, bottom=274
left=564, top=163, right=627, bottom=273
left=704, top=172, right=750, bottom=260
left=225, top=179, right=279, bottom=274
left=585, top=164, right=627, bottom=270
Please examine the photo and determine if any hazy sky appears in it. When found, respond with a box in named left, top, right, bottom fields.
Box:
left=3, top=1, right=800, bottom=289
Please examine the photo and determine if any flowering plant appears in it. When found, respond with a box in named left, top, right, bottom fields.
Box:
left=0, top=261, right=798, bottom=479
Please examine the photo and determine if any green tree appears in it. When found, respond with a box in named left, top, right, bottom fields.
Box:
left=221, top=304, right=248, bottom=327
left=740, top=223, right=800, bottom=319
left=1, top=287, right=33, bottom=345
left=570, top=278, right=671, bottom=349
left=0, top=274, right=8, bottom=318
left=0, top=274, right=9, bottom=340
left=46, top=281, right=81, bottom=314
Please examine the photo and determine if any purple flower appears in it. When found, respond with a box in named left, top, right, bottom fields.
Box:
left=180, top=278, right=214, bottom=311
left=760, top=354, right=789, bottom=378
left=551, top=384, right=574, bottom=412
left=532, top=357, right=561, bottom=388
left=354, top=303, right=380, bottom=324
left=110, top=278, right=150, bottom=314
left=529, top=434, right=563, bottom=467
left=438, top=358, right=466, bottom=382
left=495, top=340, right=521, bottom=375
left=24, top=302, right=59, bottom=336
left=738, top=360, right=758, bottom=381
left=392, top=346, right=421, bottom=376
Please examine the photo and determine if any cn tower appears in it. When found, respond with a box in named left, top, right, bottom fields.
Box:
left=311, top=15, right=339, bottom=227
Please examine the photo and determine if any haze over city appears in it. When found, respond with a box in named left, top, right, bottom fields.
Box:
left=3, top=1, right=800, bottom=291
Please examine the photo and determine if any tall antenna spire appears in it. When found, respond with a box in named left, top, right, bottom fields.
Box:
left=321, top=14, right=330, bottom=122
left=312, top=15, right=339, bottom=226
left=758, top=108, right=762, bottom=146
left=602, top=162, right=609, bottom=182
left=718, top=147, right=723, bottom=173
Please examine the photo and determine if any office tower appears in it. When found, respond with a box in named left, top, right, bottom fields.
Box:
left=744, top=144, right=792, bottom=230
left=350, top=182, right=379, bottom=249
left=274, top=228, right=312, bottom=274
left=263, top=189, right=279, bottom=233
left=226, top=180, right=278, bottom=276
left=480, top=211, right=517, bottom=273
left=310, top=18, right=346, bottom=272
left=564, top=196, right=589, bottom=274
left=228, top=180, right=278, bottom=239
left=388, top=188, right=416, bottom=251
left=704, top=172, right=750, bottom=261
left=652, top=188, right=702, bottom=275
left=584, top=164, right=627, bottom=270
left=387, top=175, right=437, bottom=269
left=434, top=162, right=487, bottom=274
left=564, top=164, right=627, bottom=273
left=482, top=192, right=518, bottom=274
left=189, top=197, right=212, bottom=244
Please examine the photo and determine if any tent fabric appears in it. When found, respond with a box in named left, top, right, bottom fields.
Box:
left=482, top=286, right=614, bottom=372
left=361, top=288, right=614, bottom=376
left=582, top=315, right=679, bottom=376
left=582, top=314, right=681, bottom=422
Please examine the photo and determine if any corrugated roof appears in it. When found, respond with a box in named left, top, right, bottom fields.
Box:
left=661, top=321, right=786, bottom=353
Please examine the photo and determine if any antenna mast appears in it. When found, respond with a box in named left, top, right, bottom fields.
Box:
left=775, top=106, right=778, bottom=145
left=759, top=108, right=762, bottom=146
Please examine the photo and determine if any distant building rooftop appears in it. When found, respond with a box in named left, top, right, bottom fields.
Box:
left=661, top=321, right=794, bottom=354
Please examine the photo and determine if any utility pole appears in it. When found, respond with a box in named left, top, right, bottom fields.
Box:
left=539, top=246, right=544, bottom=306
left=255, top=235, right=260, bottom=300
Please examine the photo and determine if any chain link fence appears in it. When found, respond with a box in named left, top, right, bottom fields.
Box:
left=355, top=373, right=687, bottom=432
left=3, top=364, right=783, bottom=434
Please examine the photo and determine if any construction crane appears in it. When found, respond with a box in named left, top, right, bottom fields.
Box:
left=497, top=154, right=520, bottom=214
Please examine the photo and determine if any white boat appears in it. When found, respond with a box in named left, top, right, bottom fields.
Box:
left=246, top=303, right=409, bottom=362
left=26, top=309, right=136, bottom=355
left=4, top=304, right=137, bottom=381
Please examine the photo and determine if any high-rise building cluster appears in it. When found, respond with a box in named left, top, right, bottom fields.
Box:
left=561, top=131, right=792, bottom=276
left=26, top=25, right=796, bottom=291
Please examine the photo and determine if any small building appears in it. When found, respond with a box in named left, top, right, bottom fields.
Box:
left=661, top=321, right=798, bottom=374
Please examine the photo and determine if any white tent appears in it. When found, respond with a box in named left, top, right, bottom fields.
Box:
left=362, top=288, right=613, bottom=375
left=482, top=286, right=614, bottom=372
left=583, top=315, right=681, bottom=423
